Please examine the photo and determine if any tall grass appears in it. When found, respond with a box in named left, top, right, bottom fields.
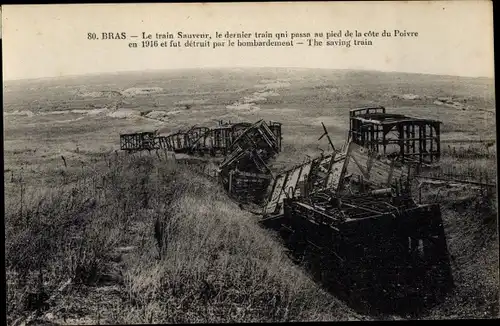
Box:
left=423, top=142, right=497, bottom=185
left=420, top=183, right=499, bottom=319
left=417, top=142, right=498, bottom=319
left=5, top=152, right=358, bottom=324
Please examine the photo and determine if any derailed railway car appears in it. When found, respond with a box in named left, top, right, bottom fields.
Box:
left=210, top=124, right=233, bottom=155
left=120, top=131, right=158, bottom=151
left=268, top=121, right=283, bottom=151
left=185, top=126, right=211, bottom=154
left=166, top=131, right=188, bottom=152
left=118, top=106, right=452, bottom=313
left=262, top=151, right=347, bottom=216
left=259, top=135, right=452, bottom=309
left=119, top=120, right=282, bottom=158
left=262, top=187, right=453, bottom=307
left=218, top=120, right=283, bottom=204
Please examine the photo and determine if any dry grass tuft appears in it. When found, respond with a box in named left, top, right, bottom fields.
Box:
left=5, top=153, right=358, bottom=324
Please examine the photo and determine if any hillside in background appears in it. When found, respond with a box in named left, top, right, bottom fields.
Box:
left=4, top=68, right=498, bottom=323
left=4, top=68, right=495, bottom=173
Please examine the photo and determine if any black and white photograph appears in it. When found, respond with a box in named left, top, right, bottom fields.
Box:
left=3, top=2, right=498, bottom=324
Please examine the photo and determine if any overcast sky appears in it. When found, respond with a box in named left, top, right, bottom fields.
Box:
left=2, top=2, right=495, bottom=80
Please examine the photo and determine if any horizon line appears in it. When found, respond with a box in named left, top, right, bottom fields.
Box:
left=3, top=66, right=495, bottom=82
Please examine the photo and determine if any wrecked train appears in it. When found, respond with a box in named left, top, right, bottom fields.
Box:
left=119, top=107, right=452, bottom=303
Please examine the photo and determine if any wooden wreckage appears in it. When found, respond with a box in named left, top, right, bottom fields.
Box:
left=119, top=107, right=452, bottom=299
left=217, top=120, right=282, bottom=204
left=349, top=106, right=441, bottom=165
left=260, top=141, right=452, bottom=297
left=119, top=120, right=282, bottom=157
left=120, top=119, right=283, bottom=204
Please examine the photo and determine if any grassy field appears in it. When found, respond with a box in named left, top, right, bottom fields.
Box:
left=4, top=68, right=498, bottom=323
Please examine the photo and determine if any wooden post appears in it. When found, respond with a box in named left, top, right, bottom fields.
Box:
left=360, top=121, right=365, bottom=146
left=435, top=123, right=441, bottom=161
left=418, top=123, right=423, bottom=164
left=349, top=117, right=352, bottom=142
left=411, top=124, right=416, bottom=155
left=405, top=124, right=411, bottom=159
left=406, top=164, right=412, bottom=195
left=228, top=170, right=233, bottom=194
left=419, top=185, right=422, bottom=204
left=422, top=124, right=427, bottom=163
left=398, top=124, right=405, bottom=163
left=370, top=125, right=374, bottom=151
left=376, top=125, right=380, bottom=153
left=323, top=153, right=336, bottom=189
left=430, top=124, right=434, bottom=162
left=319, top=122, right=336, bottom=152
left=382, top=126, right=387, bottom=155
